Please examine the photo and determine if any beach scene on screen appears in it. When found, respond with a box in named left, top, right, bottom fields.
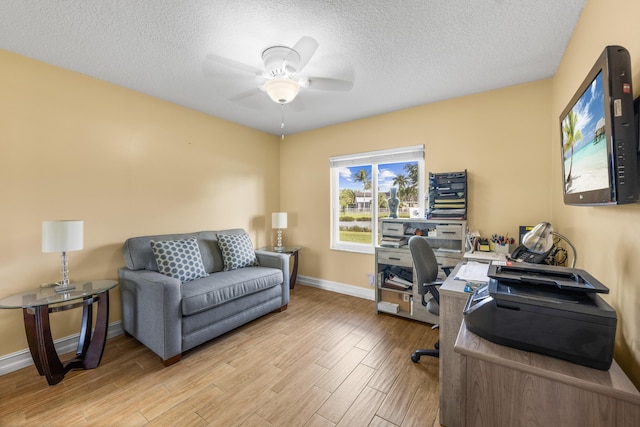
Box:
left=562, top=72, right=609, bottom=195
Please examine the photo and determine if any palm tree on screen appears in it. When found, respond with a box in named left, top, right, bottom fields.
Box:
left=562, top=110, right=583, bottom=182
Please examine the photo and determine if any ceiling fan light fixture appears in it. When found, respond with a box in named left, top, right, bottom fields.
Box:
left=264, top=77, right=300, bottom=104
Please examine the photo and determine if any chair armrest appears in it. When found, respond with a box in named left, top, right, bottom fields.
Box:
left=419, top=281, right=443, bottom=308
left=118, top=268, right=183, bottom=361
left=416, top=280, right=443, bottom=293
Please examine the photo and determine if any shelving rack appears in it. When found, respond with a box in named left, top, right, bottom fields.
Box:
left=427, top=170, right=467, bottom=220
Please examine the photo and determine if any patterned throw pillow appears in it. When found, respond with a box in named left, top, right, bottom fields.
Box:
left=217, top=233, right=258, bottom=271
left=150, top=237, right=208, bottom=283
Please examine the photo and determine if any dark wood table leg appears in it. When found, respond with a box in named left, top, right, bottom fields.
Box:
left=82, top=291, right=109, bottom=369
left=23, top=306, right=65, bottom=385
left=23, top=308, right=44, bottom=376
left=76, top=300, right=93, bottom=357
left=290, top=250, right=299, bottom=289
left=21, top=291, right=111, bottom=385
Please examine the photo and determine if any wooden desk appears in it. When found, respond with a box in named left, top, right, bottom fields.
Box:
left=463, top=251, right=507, bottom=263
left=439, top=263, right=472, bottom=427
left=454, top=320, right=640, bottom=427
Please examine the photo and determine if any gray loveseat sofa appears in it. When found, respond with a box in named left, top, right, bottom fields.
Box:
left=118, top=229, right=289, bottom=365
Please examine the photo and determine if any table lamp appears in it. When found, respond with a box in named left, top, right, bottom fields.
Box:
left=42, top=220, right=84, bottom=293
left=272, top=212, right=288, bottom=251
left=522, top=222, right=576, bottom=268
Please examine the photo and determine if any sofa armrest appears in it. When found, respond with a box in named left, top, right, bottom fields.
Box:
left=255, top=250, right=290, bottom=306
left=118, top=268, right=183, bottom=361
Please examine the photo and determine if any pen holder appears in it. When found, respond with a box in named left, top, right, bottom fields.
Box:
left=493, top=243, right=511, bottom=254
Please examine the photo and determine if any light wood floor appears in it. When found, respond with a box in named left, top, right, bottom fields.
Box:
left=0, top=285, right=442, bottom=426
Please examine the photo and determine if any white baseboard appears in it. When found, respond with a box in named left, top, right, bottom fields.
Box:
left=0, top=321, right=124, bottom=377
left=0, top=278, right=369, bottom=377
left=297, top=275, right=374, bottom=300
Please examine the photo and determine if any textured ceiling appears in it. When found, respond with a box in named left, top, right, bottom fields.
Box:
left=0, top=0, right=585, bottom=136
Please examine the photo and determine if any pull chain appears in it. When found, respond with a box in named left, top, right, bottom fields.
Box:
left=280, top=103, right=285, bottom=140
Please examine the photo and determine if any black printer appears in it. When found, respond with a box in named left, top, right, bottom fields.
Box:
left=463, top=262, right=617, bottom=370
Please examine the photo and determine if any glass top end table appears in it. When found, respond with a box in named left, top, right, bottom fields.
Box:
left=0, top=280, right=118, bottom=309
left=258, top=247, right=301, bottom=289
left=0, top=280, right=118, bottom=385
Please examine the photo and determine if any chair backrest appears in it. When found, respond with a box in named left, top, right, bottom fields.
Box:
left=408, top=236, right=441, bottom=305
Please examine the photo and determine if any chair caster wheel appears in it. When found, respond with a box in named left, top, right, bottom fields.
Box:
left=411, top=354, right=420, bottom=363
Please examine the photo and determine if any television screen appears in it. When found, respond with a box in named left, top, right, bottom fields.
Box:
left=561, top=71, right=609, bottom=195
left=559, top=45, right=638, bottom=205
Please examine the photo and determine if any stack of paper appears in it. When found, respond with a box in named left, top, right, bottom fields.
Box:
left=383, top=273, right=412, bottom=290
left=454, top=261, right=490, bottom=283
left=380, top=236, right=408, bottom=248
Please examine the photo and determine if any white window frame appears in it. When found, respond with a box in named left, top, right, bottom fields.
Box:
left=330, top=145, right=425, bottom=254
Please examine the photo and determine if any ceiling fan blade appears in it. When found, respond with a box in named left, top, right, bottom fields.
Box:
left=205, top=54, right=262, bottom=76
left=229, top=88, right=262, bottom=101
left=289, top=36, right=318, bottom=73
left=307, top=77, right=353, bottom=91
left=229, top=88, right=269, bottom=109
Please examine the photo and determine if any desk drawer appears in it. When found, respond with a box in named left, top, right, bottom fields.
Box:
left=377, top=250, right=412, bottom=267
left=435, top=225, right=463, bottom=239
left=381, top=222, right=406, bottom=237
left=435, top=253, right=462, bottom=270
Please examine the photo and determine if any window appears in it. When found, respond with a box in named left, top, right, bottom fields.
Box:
left=330, top=145, right=425, bottom=254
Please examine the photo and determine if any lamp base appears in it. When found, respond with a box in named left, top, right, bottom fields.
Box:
left=54, top=283, right=76, bottom=293
left=274, top=228, right=285, bottom=251
left=55, top=251, right=76, bottom=293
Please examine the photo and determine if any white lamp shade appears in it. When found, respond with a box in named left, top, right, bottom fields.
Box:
left=272, top=212, right=288, bottom=229
left=42, top=220, right=84, bottom=252
left=264, top=78, right=300, bottom=104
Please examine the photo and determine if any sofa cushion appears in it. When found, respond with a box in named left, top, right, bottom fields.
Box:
left=150, top=237, right=208, bottom=283
left=122, top=229, right=248, bottom=273
left=180, top=266, right=283, bottom=315
left=217, top=232, right=258, bottom=271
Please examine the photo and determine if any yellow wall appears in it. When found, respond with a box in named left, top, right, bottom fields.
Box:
left=0, top=49, right=280, bottom=355
left=551, top=0, right=640, bottom=386
left=280, top=79, right=552, bottom=290
left=2, top=0, right=638, bottom=389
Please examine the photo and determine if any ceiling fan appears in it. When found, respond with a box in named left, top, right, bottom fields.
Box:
left=206, top=36, right=353, bottom=108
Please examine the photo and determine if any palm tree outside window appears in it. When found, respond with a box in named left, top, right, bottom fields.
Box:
left=330, top=145, right=425, bottom=254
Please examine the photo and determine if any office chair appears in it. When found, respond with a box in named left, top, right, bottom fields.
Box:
left=408, top=235, right=444, bottom=362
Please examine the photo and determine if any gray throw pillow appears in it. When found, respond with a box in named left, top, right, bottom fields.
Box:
left=217, top=232, right=258, bottom=271
left=150, top=237, right=208, bottom=283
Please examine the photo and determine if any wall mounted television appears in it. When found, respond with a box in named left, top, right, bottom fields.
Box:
left=559, top=45, right=638, bottom=206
